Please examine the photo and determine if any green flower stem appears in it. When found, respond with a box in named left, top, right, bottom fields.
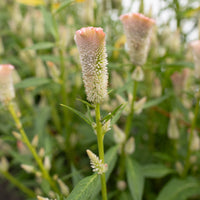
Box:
left=125, top=80, right=138, bottom=139
left=182, top=95, right=200, bottom=177
left=7, top=103, right=59, bottom=193
left=95, top=103, right=107, bottom=200
left=0, top=170, right=35, bottom=198
left=118, top=80, right=138, bottom=181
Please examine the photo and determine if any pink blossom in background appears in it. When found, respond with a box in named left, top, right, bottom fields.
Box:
left=120, top=13, right=155, bottom=66
left=74, top=27, right=108, bottom=104
left=0, top=64, right=15, bottom=102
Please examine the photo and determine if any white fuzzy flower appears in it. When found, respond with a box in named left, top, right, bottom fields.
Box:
left=86, top=149, right=107, bottom=174
left=124, top=137, right=135, bottom=154
left=74, top=27, right=108, bottom=104
left=120, top=13, right=155, bottom=66
left=113, top=124, right=126, bottom=144
left=134, top=97, right=147, bottom=114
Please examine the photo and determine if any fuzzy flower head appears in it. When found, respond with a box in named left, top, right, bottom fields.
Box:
left=86, top=149, right=108, bottom=174
left=190, top=40, right=200, bottom=78
left=0, top=64, right=15, bottom=103
left=120, top=13, right=155, bottom=66
left=74, top=27, right=108, bottom=104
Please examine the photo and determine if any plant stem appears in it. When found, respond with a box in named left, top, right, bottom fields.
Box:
left=95, top=103, right=107, bottom=200
left=182, top=95, right=200, bottom=177
left=7, top=103, right=59, bottom=193
left=118, top=80, right=138, bottom=181
left=125, top=80, right=138, bottom=139
left=0, top=170, right=35, bottom=197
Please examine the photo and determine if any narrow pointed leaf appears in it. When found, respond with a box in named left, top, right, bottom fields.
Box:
left=24, top=42, right=55, bottom=50
left=156, top=178, right=200, bottom=200
left=142, top=164, right=174, bottom=178
left=102, top=104, right=123, bottom=122
left=66, top=174, right=99, bottom=200
left=15, top=77, right=51, bottom=89
left=111, top=103, right=128, bottom=125
left=60, top=104, right=92, bottom=125
left=143, top=93, right=172, bottom=109
left=126, top=157, right=144, bottom=200
left=53, top=0, right=74, bottom=15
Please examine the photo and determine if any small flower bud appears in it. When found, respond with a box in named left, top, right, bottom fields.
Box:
left=44, top=156, right=51, bottom=171
left=21, top=164, right=35, bottom=173
left=124, top=137, right=135, bottom=154
left=12, top=131, right=22, bottom=140
left=37, top=196, right=50, bottom=200
left=75, top=27, right=108, bottom=104
left=190, top=131, right=200, bottom=152
left=32, top=135, right=39, bottom=147
left=168, top=113, right=179, bottom=139
left=113, top=125, right=126, bottom=144
left=190, top=155, right=197, bottom=164
left=86, top=149, right=107, bottom=174
left=0, top=64, right=15, bottom=103
left=46, top=61, right=60, bottom=83
left=175, top=161, right=183, bottom=175
left=120, top=13, right=155, bottom=66
left=170, top=68, right=190, bottom=95
left=39, top=148, right=45, bottom=158
left=134, top=97, right=147, bottom=114
left=117, top=180, right=127, bottom=191
left=152, top=77, right=162, bottom=97
left=0, top=157, right=9, bottom=172
left=131, top=66, right=144, bottom=81
left=102, top=119, right=111, bottom=134
left=57, top=178, right=69, bottom=196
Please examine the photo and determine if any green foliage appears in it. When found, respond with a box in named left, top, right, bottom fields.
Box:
left=126, top=157, right=145, bottom=200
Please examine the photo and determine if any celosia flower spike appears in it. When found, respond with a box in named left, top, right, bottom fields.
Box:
left=120, top=13, right=155, bottom=66
left=0, top=64, right=15, bottom=103
left=74, top=27, right=108, bottom=104
left=86, top=149, right=107, bottom=174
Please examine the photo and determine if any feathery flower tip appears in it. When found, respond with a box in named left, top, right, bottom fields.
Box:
left=120, top=13, right=155, bottom=66
left=75, top=27, right=108, bottom=104
left=0, top=64, right=15, bottom=102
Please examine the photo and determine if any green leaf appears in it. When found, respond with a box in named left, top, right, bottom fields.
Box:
left=76, top=98, right=94, bottom=108
left=111, top=103, right=128, bottom=125
left=66, top=174, right=98, bottom=200
left=90, top=146, right=118, bottom=199
left=15, top=77, right=51, bottom=89
left=53, top=0, right=74, bottom=15
left=24, top=42, right=55, bottom=50
left=142, top=164, right=174, bottom=178
left=156, top=178, right=200, bottom=200
left=143, top=93, right=172, bottom=109
left=126, top=157, right=144, bottom=200
left=102, top=104, right=123, bottom=123
left=41, top=7, right=58, bottom=39
left=71, top=164, right=83, bottom=186
left=60, top=104, right=92, bottom=125
left=71, top=164, right=83, bottom=187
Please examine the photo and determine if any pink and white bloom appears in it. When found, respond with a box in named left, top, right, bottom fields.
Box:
left=120, top=13, right=155, bottom=66
left=190, top=40, right=200, bottom=77
left=0, top=64, right=15, bottom=103
left=74, top=27, right=108, bottom=104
